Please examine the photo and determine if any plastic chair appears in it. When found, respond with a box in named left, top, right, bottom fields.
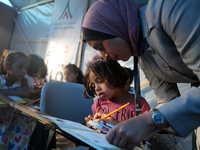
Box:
left=38, top=82, right=93, bottom=149
left=40, top=82, right=93, bottom=123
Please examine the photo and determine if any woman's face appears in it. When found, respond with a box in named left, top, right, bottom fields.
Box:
left=87, top=37, right=133, bottom=61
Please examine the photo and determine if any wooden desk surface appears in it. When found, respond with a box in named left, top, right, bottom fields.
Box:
left=0, top=94, right=56, bottom=126
left=0, top=94, right=92, bottom=148
left=0, top=96, right=33, bottom=108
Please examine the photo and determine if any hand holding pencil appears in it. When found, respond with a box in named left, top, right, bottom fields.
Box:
left=101, top=102, right=130, bottom=119
left=92, top=102, right=130, bottom=128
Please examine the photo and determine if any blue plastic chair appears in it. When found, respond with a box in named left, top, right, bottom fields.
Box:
left=41, top=82, right=93, bottom=123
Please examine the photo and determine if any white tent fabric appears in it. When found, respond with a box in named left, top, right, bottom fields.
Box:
left=10, top=2, right=53, bottom=57
left=9, top=0, right=49, bottom=9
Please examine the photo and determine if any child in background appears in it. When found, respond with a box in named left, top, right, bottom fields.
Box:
left=25, top=54, right=45, bottom=98
left=33, top=64, right=48, bottom=91
left=63, top=63, right=84, bottom=84
left=83, top=59, right=150, bottom=125
left=0, top=51, right=32, bottom=149
left=31, top=64, right=48, bottom=108
left=0, top=51, right=30, bottom=97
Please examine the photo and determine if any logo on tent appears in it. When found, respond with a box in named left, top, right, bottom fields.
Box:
left=59, top=0, right=72, bottom=20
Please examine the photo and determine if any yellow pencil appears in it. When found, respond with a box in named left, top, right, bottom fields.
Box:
left=96, top=105, right=101, bottom=114
left=25, top=98, right=41, bottom=106
left=101, top=102, right=130, bottom=119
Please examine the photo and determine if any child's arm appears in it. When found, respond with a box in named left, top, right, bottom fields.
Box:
left=0, top=78, right=31, bottom=97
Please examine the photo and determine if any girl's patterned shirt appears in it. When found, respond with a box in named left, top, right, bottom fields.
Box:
left=0, top=75, right=21, bottom=90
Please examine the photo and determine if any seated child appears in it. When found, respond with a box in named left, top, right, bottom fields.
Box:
left=83, top=59, right=150, bottom=125
left=25, top=54, right=45, bottom=99
left=0, top=51, right=30, bottom=97
left=0, top=51, right=32, bottom=149
left=33, top=64, right=48, bottom=91
left=62, top=63, right=84, bottom=84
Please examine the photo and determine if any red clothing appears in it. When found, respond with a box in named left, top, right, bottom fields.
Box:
left=92, top=97, right=150, bottom=122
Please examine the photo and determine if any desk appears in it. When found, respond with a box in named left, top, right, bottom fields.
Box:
left=0, top=94, right=93, bottom=150
left=0, top=96, right=32, bottom=108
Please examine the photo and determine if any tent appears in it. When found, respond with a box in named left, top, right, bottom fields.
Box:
left=0, top=0, right=191, bottom=109
left=0, top=1, right=193, bottom=148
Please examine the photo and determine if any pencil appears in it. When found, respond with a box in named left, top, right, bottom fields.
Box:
left=25, top=98, right=41, bottom=106
left=96, top=105, right=101, bottom=114
left=101, top=102, right=130, bottom=119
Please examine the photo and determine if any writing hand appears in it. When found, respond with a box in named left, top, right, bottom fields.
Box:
left=106, top=111, right=157, bottom=149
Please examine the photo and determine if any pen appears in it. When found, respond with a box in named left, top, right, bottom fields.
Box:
left=101, top=102, right=130, bottom=119
left=33, top=77, right=41, bottom=86
left=25, top=98, right=41, bottom=106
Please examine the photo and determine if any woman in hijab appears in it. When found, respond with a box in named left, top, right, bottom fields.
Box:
left=82, top=0, right=200, bottom=149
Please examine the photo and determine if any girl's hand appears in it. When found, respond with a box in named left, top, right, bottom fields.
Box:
left=85, top=114, right=93, bottom=127
left=93, top=112, right=119, bottom=125
left=85, top=115, right=103, bottom=133
left=33, top=84, right=43, bottom=90
left=92, top=113, right=119, bottom=133
left=102, top=117, right=119, bottom=126
left=93, top=112, right=106, bottom=121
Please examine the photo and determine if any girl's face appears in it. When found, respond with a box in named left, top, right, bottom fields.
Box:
left=31, top=68, right=42, bottom=78
left=6, top=57, right=29, bottom=80
left=87, top=37, right=133, bottom=61
left=88, top=71, right=117, bottom=100
left=64, top=68, right=78, bottom=83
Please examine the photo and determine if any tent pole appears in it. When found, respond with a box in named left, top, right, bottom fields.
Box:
left=20, top=0, right=54, bottom=11
left=13, top=18, right=34, bottom=54
left=77, top=0, right=89, bottom=68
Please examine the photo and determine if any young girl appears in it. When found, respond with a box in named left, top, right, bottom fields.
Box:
left=0, top=51, right=32, bottom=149
left=25, top=54, right=45, bottom=98
left=83, top=59, right=150, bottom=124
left=63, top=63, right=84, bottom=84
left=33, top=64, right=48, bottom=91
left=0, top=51, right=30, bottom=97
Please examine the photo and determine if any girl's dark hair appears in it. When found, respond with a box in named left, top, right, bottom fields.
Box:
left=3, top=51, right=28, bottom=70
left=64, top=63, right=84, bottom=84
left=40, top=64, right=48, bottom=79
left=83, top=59, right=128, bottom=98
left=124, top=67, right=134, bottom=85
left=27, top=54, right=45, bottom=76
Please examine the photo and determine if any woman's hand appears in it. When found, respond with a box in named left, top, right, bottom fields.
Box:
left=106, top=111, right=158, bottom=149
